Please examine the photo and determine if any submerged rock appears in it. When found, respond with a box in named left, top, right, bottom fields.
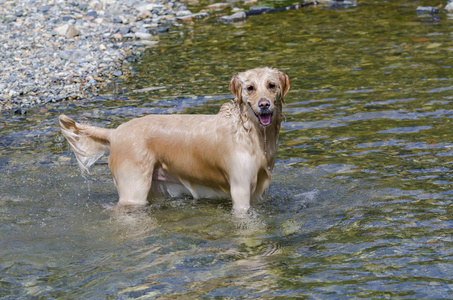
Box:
left=247, top=7, right=271, bottom=15
left=415, top=6, right=440, bottom=14
left=316, top=0, right=356, bottom=7
left=218, top=11, right=247, bottom=23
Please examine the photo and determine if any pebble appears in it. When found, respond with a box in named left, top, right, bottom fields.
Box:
left=55, top=24, right=79, bottom=38
left=0, top=0, right=211, bottom=111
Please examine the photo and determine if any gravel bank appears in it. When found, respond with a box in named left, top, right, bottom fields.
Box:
left=0, top=0, right=207, bottom=112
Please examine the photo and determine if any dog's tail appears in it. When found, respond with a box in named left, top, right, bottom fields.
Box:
left=59, top=114, right=112, bottom=174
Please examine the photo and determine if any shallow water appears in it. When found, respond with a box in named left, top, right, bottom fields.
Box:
left=1, top=0, right=453, bottom=298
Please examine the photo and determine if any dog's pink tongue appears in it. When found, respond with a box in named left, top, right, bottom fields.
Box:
left=259, top=114, right=272, bottom=126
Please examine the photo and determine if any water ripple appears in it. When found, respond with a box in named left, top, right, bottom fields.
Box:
left=378, top=126, right=433, bottom=134
left=426, top=86, right=453, bottom=93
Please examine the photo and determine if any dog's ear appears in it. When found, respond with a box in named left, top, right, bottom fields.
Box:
left=278, top=71, right=290, bottom=103
left=229, top=75, right=243, bottom=104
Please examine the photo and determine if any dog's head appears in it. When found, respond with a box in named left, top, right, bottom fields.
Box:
left=229, top=67, right=290, bottom=127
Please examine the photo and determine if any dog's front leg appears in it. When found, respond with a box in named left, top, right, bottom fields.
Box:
left=230, top=169, right=256, bottom=213
left=230, top=184, right=251, bottom=213
left=228, top=154, right=258, bottom=213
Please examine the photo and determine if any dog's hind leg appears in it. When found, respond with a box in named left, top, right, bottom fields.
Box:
left=110, top=156, right=155, bottom=209
left=113, top=169, right=153, bottom=209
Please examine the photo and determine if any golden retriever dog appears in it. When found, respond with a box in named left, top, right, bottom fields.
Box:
left=59, top=67, right=290, bottom=213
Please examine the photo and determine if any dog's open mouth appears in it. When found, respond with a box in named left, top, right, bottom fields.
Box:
left=258, top=112, right=272, bottom=126
left=248, top=102, right=273, bottom=126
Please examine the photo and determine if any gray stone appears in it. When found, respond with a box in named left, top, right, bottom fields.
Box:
left=136, top=4, right=165, bottom=11
left=62, top=15, right=73, bottom=22
left=416, top=6, right=440, bottom=14
left=85, top=11, right=98, bottom=19
left=193, top=12, right=210, bottom=19
left=58, top=50, right=90, bottom=61
left=446, top=2, right=453, bottom=12
left=120, top=27, right=132, bottom=35
left=176, top=10, right=192, bottom=17
left=218, top=11, right=246, bottom=23
left=113, top=71, right=123, bottom=77
left=37, top=5, right=51, bottom=13
left=136, top=27, right=150, bottom=33
left=15, top=10, right=25, bottom=17
left=157, top=26, right=169, bottom=33
left=123, top=33, right=136, bottom=38
left=135, top=31, right=154, bottom=40
left=113, top=16, right=123, bottom=23
left=137, top=40, right=159, bottom=47
left=248, top=7, right=270, bottom=14
left=14, top=108, right=27, bottom=115
left=55, top=24, right=79, bottom=38
left=206, top=2, right=231, bottom=12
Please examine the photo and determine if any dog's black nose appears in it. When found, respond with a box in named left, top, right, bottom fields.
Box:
left=258, top=99, right=270, bottom=109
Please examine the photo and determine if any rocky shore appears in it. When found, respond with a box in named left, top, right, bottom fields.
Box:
left=0, top=0, right=210, bottom=112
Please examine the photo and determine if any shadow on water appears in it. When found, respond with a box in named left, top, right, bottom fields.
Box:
left=2, top=0, right=453, bottom=298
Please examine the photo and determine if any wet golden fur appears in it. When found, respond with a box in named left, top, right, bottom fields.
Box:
left=59, top=67, right=290, bottom=212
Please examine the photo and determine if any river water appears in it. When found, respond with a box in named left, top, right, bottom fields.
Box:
left=1, top=1, right=453, bottom=298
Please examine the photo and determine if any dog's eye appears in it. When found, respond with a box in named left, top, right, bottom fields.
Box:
left=268, top=83, right=276, bottom=90
left=247, top=85, right=255, bottom=92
